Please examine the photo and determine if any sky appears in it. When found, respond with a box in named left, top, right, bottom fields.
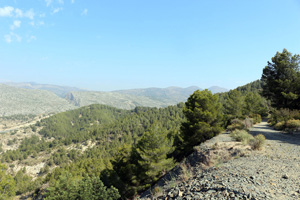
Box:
left=0, top=0, right=300, bottom=91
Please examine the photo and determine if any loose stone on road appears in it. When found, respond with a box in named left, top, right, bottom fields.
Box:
left=141, top=121, right=300, bottom=199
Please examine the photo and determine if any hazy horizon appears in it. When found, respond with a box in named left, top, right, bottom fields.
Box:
left=0, top=80, right=231, bottom=92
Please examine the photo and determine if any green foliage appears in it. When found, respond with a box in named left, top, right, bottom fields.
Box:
left=37, top=104, right=184, bottom=199
left=236, top=80, right=263, bottom=95
left=274, top=120, right=300, bottom=132
left=0, top=114, right=36, bottom=123
left=7, top=138, right=17, bottom=146
left=136, top=124, right=175, bottom=183
left=2, top=103, right=184, bottom=199
left=274, top=121, right=285, bottom=130
left=2, top=136, right=52, bottom=162
left=78, top=176, right=120, bottom=200
left=46, top=171, right=121, bottom=200
left=244, top=92, right=268, bottom=117
left=104, top=123, right=177, bottom=198
left=105, top=144, right=140, bottom=198
left=40, top=165, right=50, bottom=175
left=250, top=114, right=262, bottom=124
left=230, top=130, right=266, bottom=150
left=44, top=172, right=78, bottom=199
left=14, top=169, right=40, bottom=195
left=286, top=119, right=300, bottom=130
left=45, top=173, right=120, bottom=200
left=39, top=104, right=130, bottom=141
left=223, top=90, right=244, bottom=118
left=249, top=134, right=266, bottom=150
left=268, top=108, right=300, bottom=127
left=31, top=125, right=37, bottom=132
left=180, top=90, right=223, bottom=154
left=0, top=164, right=16, bottom=200
left=262, top=49, right=300, bottom=109
left=219, top=81, right=269, bottom=125
left=226, top=119, right=245, bottom=131
left=230, top=130, right=253, bottom=144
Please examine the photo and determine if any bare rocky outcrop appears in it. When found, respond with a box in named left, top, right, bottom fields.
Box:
left=0, top=84, right=76, bottom=116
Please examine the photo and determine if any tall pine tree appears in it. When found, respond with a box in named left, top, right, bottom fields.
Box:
left=262, top=49, right=300, bottom=109
left=136, top=124, right=175, bottom=184
left=179, top=90, right=223, bottom=155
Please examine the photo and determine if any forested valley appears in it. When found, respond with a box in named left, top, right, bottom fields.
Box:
left=0, top=49, right=300, bottom=200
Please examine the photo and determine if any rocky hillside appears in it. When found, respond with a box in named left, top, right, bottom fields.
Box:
left=139, top=121, right=300, bottom=200
left=67, top=86, right=229, bottom=110
left=65, top=91, right=174, bottom=109
left=113, top=86, right=202, bottom=105
left=0, top=84, right=76, bottom=116
left=3, top=82, right=85, bottom=97
left=0, top=82, right=229, bottom=116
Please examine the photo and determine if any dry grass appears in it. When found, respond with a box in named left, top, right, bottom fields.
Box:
left=249, top=134, right=266, bottom=150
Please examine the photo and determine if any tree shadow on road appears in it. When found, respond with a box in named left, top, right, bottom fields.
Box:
left=249, top=120, right=300, bottom=146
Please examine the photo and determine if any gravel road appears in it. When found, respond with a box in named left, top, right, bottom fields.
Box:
left=140, top=121, right=300, bottom=199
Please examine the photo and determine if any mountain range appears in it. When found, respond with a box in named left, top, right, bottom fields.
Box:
left=3, top=82, right=86, bottom=98
left=0, top=84, right=76, bottom=116
left=0, top=82, right=228, bottom=116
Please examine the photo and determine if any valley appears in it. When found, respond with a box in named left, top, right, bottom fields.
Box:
left=0, top=82, right=228, bottom=117
left=0, top=79, right=267, bottom=199
left=1, top=0, right=298, bottom=199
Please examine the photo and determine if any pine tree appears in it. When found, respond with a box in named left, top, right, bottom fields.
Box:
left=243, top=92, right=268, bottom=116
left=78, top=176, right=120, bottom=200
left=262, top=49, right=300, bottom=109
left=136, top=124, right=175, bottom=184
left=224, top=89, right=244, bottom=118
left=0, top=164, right=16, bottom=200
left=180, top=89, right=223, bottom=154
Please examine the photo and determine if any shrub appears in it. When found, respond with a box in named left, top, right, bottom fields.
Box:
left=270, top=109, right=300, bottom=125
left=230, top=130, right=253, bottom=144
left=290, top=110, right=300, bottom=120
left=227, top=119, right=245, bottom=131
left=250, top=114, right=262, bottom=124
left=250, top=134, right=266, bottom=150
left=271, top=108, right=291, bottom=124
left=244, top=117, right=253, bottom=129
left=10, top=130, right=17, bottom=135
left=7, top=138, right=17, bottom=146
left=274, top=121, right=285, bottom=130
left=268, top=118, right=277, bottom=126
left=285, top=119, right=300, bottom=131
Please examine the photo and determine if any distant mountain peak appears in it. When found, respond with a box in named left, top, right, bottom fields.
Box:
left=207, top=86, right=229, bottom=94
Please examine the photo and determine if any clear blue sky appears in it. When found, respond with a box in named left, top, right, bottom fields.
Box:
left=1, top=0, right=300, bottom=91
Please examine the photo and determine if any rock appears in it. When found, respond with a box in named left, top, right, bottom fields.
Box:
left=282, top=174, right=289, bottom=179
left=222, top=190, right=229, bottom=197
left=173, top=189, right=179, bottom=197
left=207, top=189, right=216, bottom=194
left=178, top=190, right=183, bottom=197
left=168, top=191, right=174, bottom=198
left=138, top=122, right=300, bottom=200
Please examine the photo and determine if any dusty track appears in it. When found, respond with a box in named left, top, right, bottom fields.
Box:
left=140, top=121, right=300, bottom=199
